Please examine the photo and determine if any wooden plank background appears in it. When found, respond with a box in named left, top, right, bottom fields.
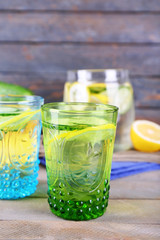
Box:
left=0, top=0, right=159, bottom=123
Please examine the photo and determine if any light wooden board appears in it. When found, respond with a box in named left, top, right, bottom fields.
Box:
left=0, top=200, right=160, bottom=240
left=0, top=152, right=160, bottom=240
left=0, top=198, right=160, bottom=224
left=0, top=220, right=159, bottom=240
left=32, top=167, right=160, bottom=199
left=113, top=150, right=160, bottom=163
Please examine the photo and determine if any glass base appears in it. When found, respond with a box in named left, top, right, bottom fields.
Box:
left=48, top=184, right=110, bottom=221
left=0, top=164, right=39, bottom=200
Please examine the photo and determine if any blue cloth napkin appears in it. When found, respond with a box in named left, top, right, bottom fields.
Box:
left=111, top=161, right=160, bottom=180
left=39, top=157, right=160, bottom=180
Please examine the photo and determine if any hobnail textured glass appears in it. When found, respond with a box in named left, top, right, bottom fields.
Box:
left=42, top=102, right=118, bottom=220
left=0, top=95, right=44, bottom=199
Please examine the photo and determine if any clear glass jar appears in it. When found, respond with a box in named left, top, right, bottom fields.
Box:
left=63, top=69, right=135, bottom=151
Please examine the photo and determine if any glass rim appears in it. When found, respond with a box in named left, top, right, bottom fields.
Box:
left=0, top=95, right=44, bottom=105
left=41, top=102, right=118, bottom=114
left=67, top=69, right=129, bottom=83
left=68, top=68, right=129, bottom=73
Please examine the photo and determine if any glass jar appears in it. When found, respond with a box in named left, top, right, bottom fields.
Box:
left=63, top=69, right=135, bottom=151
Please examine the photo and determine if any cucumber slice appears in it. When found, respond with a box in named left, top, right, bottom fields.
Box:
left=0, top=107, right=19, bottom=114
left=0, top=105, right=31, bottom=115
left=88, top=83, right=107, bottom=93
left=114, top=86, right=133, bottom=114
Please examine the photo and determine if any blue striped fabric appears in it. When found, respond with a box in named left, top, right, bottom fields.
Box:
left=111, top=161, right=160, bottom=180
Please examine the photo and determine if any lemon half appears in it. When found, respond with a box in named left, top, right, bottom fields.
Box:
left=131, top=120, right=160, bottom=152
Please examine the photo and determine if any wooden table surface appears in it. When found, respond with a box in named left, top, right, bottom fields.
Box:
left=0, top=151, right=160, bottom=240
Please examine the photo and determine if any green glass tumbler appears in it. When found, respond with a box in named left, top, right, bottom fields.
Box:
left=42, top=102, right=118, bottom=220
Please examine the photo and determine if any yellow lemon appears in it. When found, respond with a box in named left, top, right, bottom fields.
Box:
left=131, top=120, right=160, bottom=152
left=63, top=82, right=71, bottom=102
left=0, top=111, right=40, bottom=166
left=90, top=93, right=108, bottom=104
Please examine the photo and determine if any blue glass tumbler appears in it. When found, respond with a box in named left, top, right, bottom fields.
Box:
left=0, top=95, right=44, bottom=199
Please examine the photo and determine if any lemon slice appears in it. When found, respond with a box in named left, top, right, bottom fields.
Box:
left=131, top=120, right=160, bottom=152
left=45, top=123, right=116, bottom=190
left=65, top=124, right=115, bottom=142
left=0, top=111, right=40, bottom=167
left=47, top=124, right=115, bottom=155
left=69, top=82, right=90, bottom=102
left=90, top=93, right=108, bottom=104
left=63, top=82, right=71, bottom=102
left=0, top=109, right=40, bottom=130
